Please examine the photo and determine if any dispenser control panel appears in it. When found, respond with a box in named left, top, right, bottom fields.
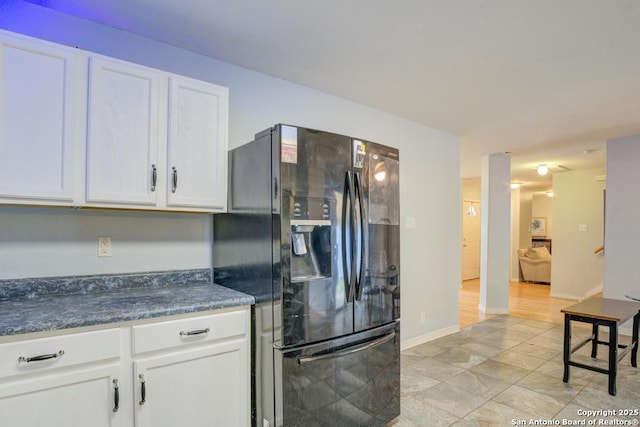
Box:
left=292, top=197, right=330, bottom=221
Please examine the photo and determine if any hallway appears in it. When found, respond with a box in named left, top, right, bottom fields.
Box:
left=459, top=279, right=583, bottom=328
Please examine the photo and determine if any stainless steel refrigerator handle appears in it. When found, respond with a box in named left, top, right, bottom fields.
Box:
left=297, top=331, right=396, bottom=365
left=348, top=171, right=358, bottom=297
left=342, top=171, right=356, bottom=303
left=354, top=172, right=366, bottom=300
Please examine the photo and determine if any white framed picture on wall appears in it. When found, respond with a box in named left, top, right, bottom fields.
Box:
left=531, top=217, right=547, bottom=236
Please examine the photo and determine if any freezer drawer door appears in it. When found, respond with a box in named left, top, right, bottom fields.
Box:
left=274, top=322, right=400, bottom=426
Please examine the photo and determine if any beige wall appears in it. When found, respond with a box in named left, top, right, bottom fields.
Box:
left=519, top=190, right=533, bottom=251
left=550, top=168, right=606, bottom=299
left=510, top=189, right=521, bottom=281
left=462, top=183, right=481, bottom=201
left=532, top=194, right=553, bottom=239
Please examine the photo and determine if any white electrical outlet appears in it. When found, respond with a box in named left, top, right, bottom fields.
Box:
left=405, top=216, right=417, bottom=229
left=420, top=312, right=426, bottom=324
left=98, top=237, right=112, bottom=257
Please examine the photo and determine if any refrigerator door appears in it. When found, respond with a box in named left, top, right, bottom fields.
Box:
left=354, top=141, right=400, bottom=332
left=277, top=125, right=355, bottom=348
left=274, top=321, right=400, bottom=426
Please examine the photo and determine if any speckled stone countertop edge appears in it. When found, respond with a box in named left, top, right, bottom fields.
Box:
left=0, top=271, right=255, bottom=337
left=0, top=269, right=213, bottom=300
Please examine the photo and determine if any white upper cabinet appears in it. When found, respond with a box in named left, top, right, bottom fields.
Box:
left=85, top=57, right=229, bottom=212
left=0, top=33, right=79, bottom=203
left=86, top=57, right=161, bottom=206
left=0, top=30, right=229, bottom=213
left=166, top=76, right=228, bottom=211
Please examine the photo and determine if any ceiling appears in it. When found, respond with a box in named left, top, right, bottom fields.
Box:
left=25, top=0, right=640, bottom=190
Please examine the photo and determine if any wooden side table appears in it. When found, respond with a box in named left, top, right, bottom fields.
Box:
left=561, top=298, right=640, bottom=396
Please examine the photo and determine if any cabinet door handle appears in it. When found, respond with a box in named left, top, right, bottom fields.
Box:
left=274, top=177, right=278, bottom=199
left=18, top=350, right=64, bottom=363
left=171, top=166, right=178, bottom=193
left=151, top=164, right=157, bottom=192
left=139, top=373, right=146, bottom=405
left=179, top=327, right=210, bottom=337
left=112, top=378, right=119, bottom=412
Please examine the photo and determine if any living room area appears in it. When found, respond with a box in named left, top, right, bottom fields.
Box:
left=462, top=166, right=606, bottom=309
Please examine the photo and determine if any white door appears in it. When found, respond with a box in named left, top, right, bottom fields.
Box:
left=166, top=76, right=228, bottom=210
left=0, top=365, right=122, bottom=427
left=0, top=34, right=77, bottom=202
left=134, top=341, right=248, bottom=427
left=462, top=200, right=481, bottom=280
left=86, top=57, right=160, bottom=206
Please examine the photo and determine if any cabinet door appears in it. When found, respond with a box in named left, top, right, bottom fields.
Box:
left=0, top=364, right=122, bottom=427
left=87, top=57, right=160, bottom=205
left=166, top=76, right=228, bottom=211
left=134, top=340, right=249, bottom=427
left=0, top=34, right=77, bottom=202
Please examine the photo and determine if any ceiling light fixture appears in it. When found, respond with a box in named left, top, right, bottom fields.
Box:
left=510, top=182, right=521, bottom=189
left=537, top=164, right=549, bottom=176
left=546, top=191, right=554, bottom=198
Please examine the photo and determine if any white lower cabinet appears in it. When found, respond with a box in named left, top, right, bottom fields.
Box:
left=0, top=364, right=121, bottom=427
left=0, top=328, right=122, bottom=427
left=134, top=340, right=248, bottom=427
left=131, top=309, right=250, bottom=427
left=0, top=307, right=250, bottom=427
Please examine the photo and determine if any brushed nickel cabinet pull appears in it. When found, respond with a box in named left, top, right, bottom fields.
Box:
left=179, top=327, right=210, bottom=337
left=171, top=166, right=178, bottom=193
left=151, top=164, right=157, bottom=192
left=139, top=373, right=146, bottom=405
left=112, top=379, right=120, bottom=412
left=18, top=350, right=64, bottom=363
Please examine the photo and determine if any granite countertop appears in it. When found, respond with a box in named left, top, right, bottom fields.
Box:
left=0, top=270, right=255, bottom=337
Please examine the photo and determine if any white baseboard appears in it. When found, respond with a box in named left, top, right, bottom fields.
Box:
left=551, top=283, right=603, bottom=301
left=549, top=292, right=581, bottom=300
left=478, top=303, right=509, bottom=314
left=585, top=283, right=604, bottom=297
left=401, top=324, right=459, bottom=351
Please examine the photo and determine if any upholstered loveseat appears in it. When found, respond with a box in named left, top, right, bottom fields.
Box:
left=518, top=247, right=551, bottom=283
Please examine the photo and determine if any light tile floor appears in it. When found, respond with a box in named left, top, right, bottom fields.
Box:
left=390, top=315, right=640, bottom=426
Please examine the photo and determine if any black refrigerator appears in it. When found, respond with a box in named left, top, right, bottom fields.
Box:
left=214, top=124, right=400, bottom=426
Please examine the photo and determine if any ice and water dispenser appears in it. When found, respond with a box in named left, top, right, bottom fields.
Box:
left=290, top=197, right=332, bottom=282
